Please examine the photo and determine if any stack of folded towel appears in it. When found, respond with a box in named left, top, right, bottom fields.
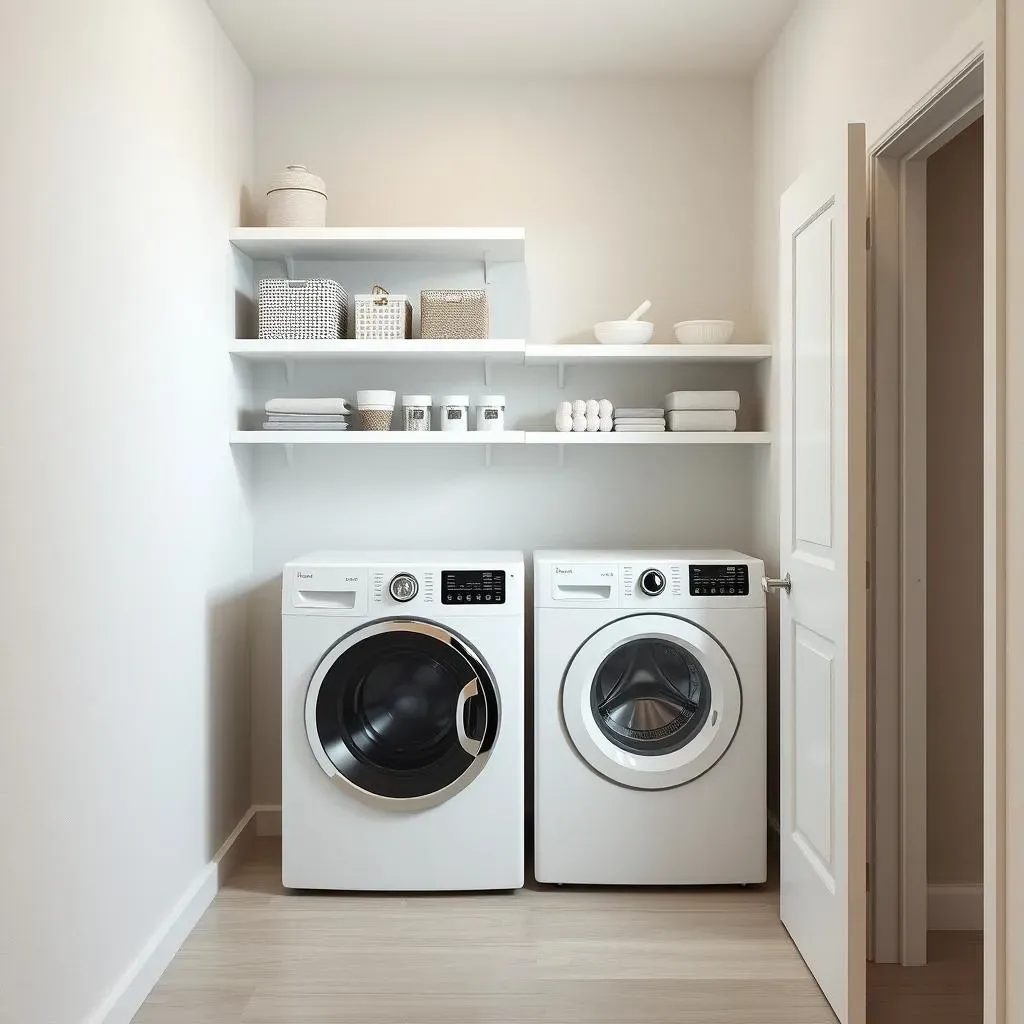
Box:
left=263, top=397, right=353, bottom=431
left=613, top=407, right=666, bottom=432
left=555, top=399, right=614, bottom=433
left=664, top=391, right=739, bottom=432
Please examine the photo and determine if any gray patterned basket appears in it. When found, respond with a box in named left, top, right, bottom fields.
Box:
left=420, top=289, right=489, bottom=340
left=258, top=278, right=349, bottom=340
left=355, top=285, right=412, bottom=340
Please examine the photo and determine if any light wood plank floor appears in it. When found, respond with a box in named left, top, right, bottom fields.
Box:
left=133, top=839, right=978, bottom=1023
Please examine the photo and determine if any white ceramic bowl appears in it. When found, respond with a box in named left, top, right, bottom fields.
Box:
left=673, top=320, right=736, bottom=345
left=594, top=320, right=655, bottom=345
left=356, top=389, right=397, bottom=408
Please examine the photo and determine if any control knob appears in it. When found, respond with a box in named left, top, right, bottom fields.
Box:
left=389, top=573, right=419, bottom=603
left=639, top=568, right=666, bottom=597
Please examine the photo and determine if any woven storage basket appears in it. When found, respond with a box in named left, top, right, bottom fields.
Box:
left=265, top=164, right=327, bottom=228
left=420, top=289, right=489, bottom=340
left=355, top=285, right=413, bottom=341
left=258, top=278, right=348, bottom=340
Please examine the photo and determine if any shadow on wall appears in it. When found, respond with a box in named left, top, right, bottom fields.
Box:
left=205, top=586, right=253, bottom=859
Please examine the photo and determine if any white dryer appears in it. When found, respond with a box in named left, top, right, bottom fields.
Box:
left=534, top=550, right=766, bottom=885
left=282, top=551, right=524, bottom=891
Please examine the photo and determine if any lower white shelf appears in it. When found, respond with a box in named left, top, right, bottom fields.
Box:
left=231, top=430, right=770, bottom=446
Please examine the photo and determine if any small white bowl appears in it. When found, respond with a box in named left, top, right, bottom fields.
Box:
left=673, top=320, right=736, bottom=345
left=594, top=320, right=655, bottom=345
left=356, top=389, right=397, bottom=408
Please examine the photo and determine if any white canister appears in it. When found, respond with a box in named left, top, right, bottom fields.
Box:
left=440, top=395, right=470, bottom=432
left=266, top=164, right=327, bottom=227
left=476, top=395, right=506, bottom=432
left=401, top=395, right=433, bottom=432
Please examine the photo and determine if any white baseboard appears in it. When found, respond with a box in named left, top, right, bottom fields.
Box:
left=254, top=804, right=282, bottom=836
left=928, top=882, right=984, bottom=931
left=86, top=806, right=257, bottom=1024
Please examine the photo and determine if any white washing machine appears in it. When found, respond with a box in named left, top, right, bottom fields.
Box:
left=282, top=551, right=525, bottom=891
left=534, top=550, right=766, bottom=885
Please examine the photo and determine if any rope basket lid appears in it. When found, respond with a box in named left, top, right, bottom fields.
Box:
left=267, top=164, right=327, bottom=197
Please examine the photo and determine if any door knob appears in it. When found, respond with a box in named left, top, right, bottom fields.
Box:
left=762, top=573, right=792, bottom=595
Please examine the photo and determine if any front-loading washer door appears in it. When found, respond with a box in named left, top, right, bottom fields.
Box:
left=562, top=614, right=741, bottom=790
left=305, top=619, right=500, bottom=808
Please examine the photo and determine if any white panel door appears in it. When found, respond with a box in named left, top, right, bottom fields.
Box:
left=777, top=123, right=867, bottom=1024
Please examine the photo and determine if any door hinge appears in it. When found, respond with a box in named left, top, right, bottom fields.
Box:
left=866, top=216, right=872, bottom=250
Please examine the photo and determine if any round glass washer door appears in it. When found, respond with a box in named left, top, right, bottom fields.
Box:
left=561, top=614, right=741, bottom=790
left=304, top=619, right=499, bottom=810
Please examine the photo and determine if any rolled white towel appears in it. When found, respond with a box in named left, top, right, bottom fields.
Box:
left=667, top=409, right=737, bottom=431
left=664, top=390, right=740, bottom=412
left=555, top=409, right=573, bottom=432
left=585, top=399, right=600, bottom=418
left=585, top=412, right=599, bottom=432
left=572, top=412, right=587, bottom=432
left=266, top=397, right=353, bottom=415
left=599, top=415, right=614, bottom=432
left=598, top=399, right=614, bottom=419
left=556, top=400, right=572, bottom=420
left=571, top=399, right=587, bottom=417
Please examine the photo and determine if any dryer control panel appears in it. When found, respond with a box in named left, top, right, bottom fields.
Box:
left=689, top=563, right=750, bottom=597
left=442, top=570, right=506, bottom=605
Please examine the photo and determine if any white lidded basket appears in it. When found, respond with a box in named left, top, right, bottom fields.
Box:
left=420, top=289, right=489, bottom=340
left=266, top=164, right=327, bottom=228
left=258, top=278, right=349, bottom=340
left=673, top=320, right=736, bottom=345
left=355, top=285, right=413, bottom=341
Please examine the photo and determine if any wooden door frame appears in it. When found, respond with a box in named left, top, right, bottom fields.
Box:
left=867, top=9, right=1004, bottom=1021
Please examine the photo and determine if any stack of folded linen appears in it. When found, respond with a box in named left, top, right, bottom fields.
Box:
left=664, top=391, right=739, bottom=432
left=613, top=407, right=666, bottom=432
left=263, top=397, right=353, bottom=430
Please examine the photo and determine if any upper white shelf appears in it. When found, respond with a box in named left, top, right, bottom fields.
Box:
left=229, top=339, right=526, bottom=362
left=229, top=227, right=526, bottom=264
left=524, top=344, right=771, bottom=365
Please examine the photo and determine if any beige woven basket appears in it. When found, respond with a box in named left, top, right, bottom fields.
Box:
left=420, top=289, right=489, bottom=340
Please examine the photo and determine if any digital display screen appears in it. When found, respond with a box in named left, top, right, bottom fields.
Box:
left=689, top=564, right=750, bottom=597
left=442, top=570, right=506, bottom=605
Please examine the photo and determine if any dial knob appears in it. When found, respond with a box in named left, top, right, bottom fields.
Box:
left=389, top=573, right=418, bottom=603
left=639, top=568, right=666, bottom=597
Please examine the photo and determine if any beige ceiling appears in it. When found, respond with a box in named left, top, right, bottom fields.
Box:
left=208, top=0, right=798, bottom=77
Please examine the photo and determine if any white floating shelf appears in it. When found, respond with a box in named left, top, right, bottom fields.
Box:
left=524, top=344, right=772, bottom=365
left=229, top=339, right=527, bottom=362
left=230, top=227, right=525, bottom=264
left=231, top=431, right=769, bottom=447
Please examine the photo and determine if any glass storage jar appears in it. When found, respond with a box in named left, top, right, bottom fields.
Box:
left=402, top=395, right=432, bottom=432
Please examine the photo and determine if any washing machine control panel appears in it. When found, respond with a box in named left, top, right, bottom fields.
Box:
left=689, top=563, right=750, bottom=597
left=442, top=570, right=506, bottom=605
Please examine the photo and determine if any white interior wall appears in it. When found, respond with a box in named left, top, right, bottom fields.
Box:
left=0, top=2, right=254, bottom=1021
left=752, top=0, right=984, bottom=818
left=926, top=118, right=985, bottom=888
left=247, top=77, right=763, bottom=806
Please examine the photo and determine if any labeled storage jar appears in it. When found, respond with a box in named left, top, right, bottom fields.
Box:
left=402, top=395, right=432, bottom=432
left=265, top=164, right=328, bottom=227
left=440, top=395, right=470, bottom=432
left=475, top=395, right=506, bottom=432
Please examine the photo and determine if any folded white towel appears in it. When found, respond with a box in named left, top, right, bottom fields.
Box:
left=664, top=391, right=740, bottom=412
left=614, top=417, right=667, bottom=427
left=571, top=399, right=587, bottom=417
left=667, top=410, right=737, bottom=431
left=266, top=397, right=354, bottom=415
left=599, top=415, right=614, bottom=432
left=555, top=409, right=573, bottom=432
left=262, top=422, right=348, bottom=431
left=598, top=399, right=614, bottom=419
left=572, top=412, right=587, bottom=432
left=585, top=399, right=600, bottom=418
left=585, top=412, right=600, bottom=432
left=614, top=407, right=665, bottom=419
left=267, top=413, right=348, bottom=423
left=614, top=423, right=666, bottom=433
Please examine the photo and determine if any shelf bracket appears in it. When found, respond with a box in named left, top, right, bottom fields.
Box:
left=283, top=254, right=296, bottom=281
left=484, top=444, right=492, bottom=468
left=484, top=358, right=493, bottom=387
left=284, top=359, right=295, bottom=385
left=284, top=443, right=294, bottom=467
left=557, top=361, right=566, bottom=389
left=482, top=250, right=493, bottom=285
